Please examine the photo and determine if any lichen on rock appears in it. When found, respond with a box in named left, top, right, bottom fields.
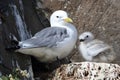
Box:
left=52, top=62, right=120, bottom=80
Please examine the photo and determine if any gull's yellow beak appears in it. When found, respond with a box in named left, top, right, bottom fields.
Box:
left=64, top=17, right=73, bottom=23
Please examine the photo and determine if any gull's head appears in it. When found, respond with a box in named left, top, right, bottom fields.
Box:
left=50, top=10, right=73, bottom=26
left=79, top=32, right=94, bottom=43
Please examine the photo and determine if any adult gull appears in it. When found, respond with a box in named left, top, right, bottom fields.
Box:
left=14, top=10, right=78, bottom=63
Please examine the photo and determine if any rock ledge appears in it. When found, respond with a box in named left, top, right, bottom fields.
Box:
left=52, top=62, right=120, bottom=80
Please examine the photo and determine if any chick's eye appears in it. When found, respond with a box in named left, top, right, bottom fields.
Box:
left=86, top=35, right=89, bottom=38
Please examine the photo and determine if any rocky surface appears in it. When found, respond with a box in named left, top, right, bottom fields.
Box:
left=52, top=62, right=120, bottom=80
left=0, top=0, right=49, bottom=79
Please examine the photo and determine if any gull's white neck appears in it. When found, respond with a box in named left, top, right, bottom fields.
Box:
left=51, top=21, right=67, bottom=27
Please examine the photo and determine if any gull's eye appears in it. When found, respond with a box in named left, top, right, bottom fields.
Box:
left=56, top=16, right=59, bottom=18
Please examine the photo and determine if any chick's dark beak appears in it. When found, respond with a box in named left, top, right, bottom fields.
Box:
left=79, top=39, right=85, bottom=42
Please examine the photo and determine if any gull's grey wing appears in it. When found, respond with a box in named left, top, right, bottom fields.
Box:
left=19, top=27, right=69, bottom=48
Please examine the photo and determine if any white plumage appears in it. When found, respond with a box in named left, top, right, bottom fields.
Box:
left=78, top=32, right=116, bottom=62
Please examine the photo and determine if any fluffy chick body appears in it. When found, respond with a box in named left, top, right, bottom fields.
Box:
left=79, top=32, right=116, bottom=62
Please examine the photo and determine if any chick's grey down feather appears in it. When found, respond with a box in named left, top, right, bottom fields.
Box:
left=19, top=27, right=69, bottom=48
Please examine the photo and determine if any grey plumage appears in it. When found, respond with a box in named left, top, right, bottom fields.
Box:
left=19, top=27, right=69, bottom=48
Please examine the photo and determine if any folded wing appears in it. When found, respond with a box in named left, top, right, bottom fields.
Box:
left=19, top=27, right=69, bottom=48
left=87, top=39, right=110, bottom=57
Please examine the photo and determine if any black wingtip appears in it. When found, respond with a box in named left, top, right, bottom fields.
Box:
left=5, top=33, right=20, bottom=51
left=11, top=40, right=19, bottom=45
left=5, top=45, right=20, bottom=51
left=9, top=33, right=19, bottom=45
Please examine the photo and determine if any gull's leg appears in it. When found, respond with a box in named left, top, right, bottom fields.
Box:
left=56, top=56, right=61, bottom=65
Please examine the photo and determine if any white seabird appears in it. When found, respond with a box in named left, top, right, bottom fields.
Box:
left=16, top=10, right=78, bottom=63
left=78, top=32, right=116, bottom=62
